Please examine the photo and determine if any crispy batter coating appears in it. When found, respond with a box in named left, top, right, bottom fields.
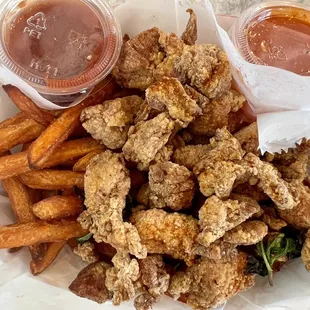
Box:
left=69, top=262, right=112, bottom=303
left=234, top=122, right=259, bottom=155
left=184, top=85, right=210, bottom=109
left=194, top=128, right=245, bottom=175
left=122, top=113, right=175, bottom=171
left=105, top=252, right=140, bottom=305
left=261, top=208, right=287, bottom=231
left=181, top=9, right=197, bottom=45
left=197, top=160, right=255, bottom=198
left=232, top=183, right=269, bottom=202
left=137, top=184, right=151, bottom=206
left=197, top=195, right=260, bottom=247
left=112, top=28, right=163, bottom=89
left=158, top=32, right=184, bottom=57
left=277, top=152, right=309, bottom=182
left=146, top=77, right=201, bottom=127
left=193, top=240, right=237, bottom=260
left=278, top=183, right=310, bottom=229
left=81, top=96, right=144, bottom=149
left=134, top=293, right=156, bottom=310
left=302, top=230, right=310, bottom=272
left=168, top=252, right=255, bottom=309
left=174, top=44, right=232, bottom=99
left=223, top=221, right=268, bottom=245
left=189, top=90, right=245, bottom=136
left=73, top=242, right=99, bottom=264
left=131, top=209, right=199, bottom=265
left=139, top=255, right=170, bottom=297
left=244, top=153, right=298, bottom=210
left=149, top=162, right=195, bottom=211
left=78, top=151, right=147, bottom=258
left=172, top=144, right=212, bottom=170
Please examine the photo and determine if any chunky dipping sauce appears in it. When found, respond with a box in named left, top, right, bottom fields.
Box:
left=231, top=3, right=310, bottom=75
left=0, top=0, right=122, bottom=101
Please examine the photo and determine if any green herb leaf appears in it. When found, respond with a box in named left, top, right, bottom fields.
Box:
left=77, top=233, right=93, bottom=243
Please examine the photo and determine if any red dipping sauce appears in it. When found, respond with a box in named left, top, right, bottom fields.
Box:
left=0, top=0, right=122, bottom=102
left=231, top=2, right=310, bottom=76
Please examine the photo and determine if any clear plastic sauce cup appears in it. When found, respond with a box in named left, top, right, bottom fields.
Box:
left=0, top=0, right=122, bottom=103
left=230, top=1, right=310, bottom=76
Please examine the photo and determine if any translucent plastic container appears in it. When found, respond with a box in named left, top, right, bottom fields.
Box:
left=230, top=1, right=310, bottom=76
left=0, top=0, right=122, bottom=102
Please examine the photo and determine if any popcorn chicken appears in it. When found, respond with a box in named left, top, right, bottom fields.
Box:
left=149, top=162, right=195, bottom=210
left=189, top=90, right=245, bottom=136
left=122, top=113, right=175, bottom=171
left=174, top=44, right=232, bottom=99
left=168, top=252, right=255, bottom=309
left=197, top=195, right=260, bottom=247
left=146, top=77, right=201, bottom=127
left=131, top=209, right=199, bottom=265
left=81, top=96, right=144, bottom=149
left=78, top=151, right=147, bottom=258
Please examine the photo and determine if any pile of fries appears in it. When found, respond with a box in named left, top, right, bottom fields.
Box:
left=0, top=77, right=117, bottom=275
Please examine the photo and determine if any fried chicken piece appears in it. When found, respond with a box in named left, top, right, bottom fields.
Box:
left=194, top=128, right=245, bottom=175
left=69, top=262, right=112, bottom=303
left=193, top=240, right=237, bottom=260
left=168, top=252, right=255, bottom=309
left=174, top=44, right=232, bottom=99
left=234, top=122, right=259, bottom=155
left=139, top=255, right=170, bottom=297
left=123, top=113, right=175, bottom=171
left=261, top=209, right=287, bottom=231
left=146, top=77, right=201, bottom=127
left=244, top=153, right=298, bottom=210
left=181, top=9, right=197, bottom=45
left=158, top=32, right=184, bottom=57
left=150, top=145, right=174, bottom=166
left=276, top=152, right=309, bottom=182
left=134, top=293, right=156, bottom=310
left=223, top=221, right=268, bottom=245
left=149, top=162, right=195, bottom=210
left=197, top=195, right=260, bottom=247
left=172, top=144, right=212, bottom=170
left=137, top=184, right=151, bottom=206
left=227, top=109, right=245, bottom=134
left=81, top=96, right=144, bottom=149
left=302, top=230, right=310, bottom=271
left=112, top=28, right=164, bottom=89
left=74, top=242, right=99, bottom=264
left=232, top=183, right=269, bottom=202
left=278, top=183, right=310, bottom=229
left=105, top=252, right=140, bottom=305
left=131, top=209, right=199, bottom=265
left=197, top=160, right=255, bottom=198
left=184, top=85, right=210, bottom=109
left=78, top=151, right=147, bottom=258
left=189, top=90, right=245, bottom=136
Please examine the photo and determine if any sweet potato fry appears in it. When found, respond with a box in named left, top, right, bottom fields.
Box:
left=73, top=150, right=103, bottom=172
left=2, top=176, right=47, bottom=264
left=0, top=118, right=44, bottom=154
left=2, top=176, right=37, bottom=223
left=0, top=152, right=30, bottom=179
left=0, top=138, right=104, bottom=180
left=30, top=241, right=66, bottom=275
left=3, top=85, right=55, bottom=127
left=32, top=196, right=83, bottom=220
left=0, top=221, right=87, bottom=249
left=28, top=77, right=117, bottom=169
left=19, top=170, right=84, bottom=190
left=0, top=111, right=28, bottom=129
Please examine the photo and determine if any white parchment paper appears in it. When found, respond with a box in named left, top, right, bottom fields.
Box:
left=1, top=0, right=310, bottom=309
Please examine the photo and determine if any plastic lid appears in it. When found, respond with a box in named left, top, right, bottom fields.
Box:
left=230, top=1, right=310, bottom=76
left=0, top=0, right=122, bottom=96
